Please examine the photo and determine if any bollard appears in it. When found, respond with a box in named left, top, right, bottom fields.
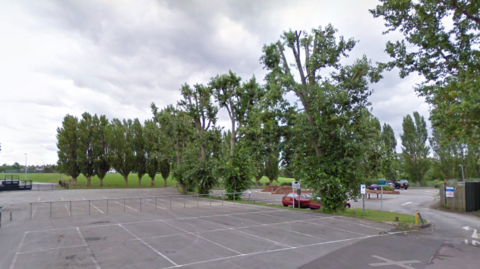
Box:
left=106, top=199, right=109, bottom=214
left=88, top=200, right=91, bottom=215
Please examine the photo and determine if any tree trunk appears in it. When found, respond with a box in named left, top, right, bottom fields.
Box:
left=73, top=177, right=77, bottom=187
left=255, top=175, right=261, bottom=188
left=201, top=145, right=206, bottom=161
left=151, top=177, right=155, bottom=187
left=230, top=119, right=235, bottom=156
left=99, top=177, right=103, bottom=187
left=269, top=178, right=273, bottom=186
left=181, top=184, right=187, bottom=195
left=164, top=178, right=167, bottom=187
left=87, top=176, right=91, bottom=187
left=123, top=175, right=128, bottom=187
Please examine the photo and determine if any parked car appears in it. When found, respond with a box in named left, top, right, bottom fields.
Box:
left=282, top=193, right=312, bottom=208
left=394, top=179, right=409, bottom=189
left=369, top=184, right=380, bottom=190
left=387, top=181, right=394, bottom=187
left=309, top=197, right=351, bottom=210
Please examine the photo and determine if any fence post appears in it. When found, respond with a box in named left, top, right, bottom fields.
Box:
left=70, top=201, right=72, bottom=216
left=140, top=198, right=142, bottom=211
left=155, top=197, right=157, bottom=210
left=50, top=202, right=52, bottom=218
left=88, top=200, right=90, bottom=215
left=234, top=193, right=236, bottom=204
left=30, top=203, right=32, bottom=219
left=222, top=194, right=224, bottom=206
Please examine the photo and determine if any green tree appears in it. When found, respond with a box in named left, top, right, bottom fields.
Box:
left=94, top=115, right=110, bottom=187
left=261, top=25, right=382, bottom=211
left=401, top=112, right=430, bottom=185
left=144, top=119, right=159, bottom=187
left=371, top=1, right=480, bottom=143
left=151, top=104, right=193, bottom=194
left=381, top=123, right=398, bottom=181
left=133, top=118, right=146, bottom=187
left=109, top=119, right=135, bottom=187
left=57, top=115, right=80, bottom=186
left=77, top=112, right=96, bottom=187
left=178, top=83, right=219, bottom=194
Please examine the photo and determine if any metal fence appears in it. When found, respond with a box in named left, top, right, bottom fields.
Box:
left=29, top=192, right=245, bottom=219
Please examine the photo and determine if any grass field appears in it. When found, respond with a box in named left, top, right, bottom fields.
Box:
left=1, top=173, right=296, bottom=189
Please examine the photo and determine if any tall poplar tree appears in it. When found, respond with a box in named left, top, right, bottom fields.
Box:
left=77, top=112, right=96, bottom=187
left=401, top=112, right=430, bottom=185
left=94, top=115, right=110, bottom=187
left=133, top=118, right=146, bottom=187
left=109, top=119, right=135, bottom=187
left=57, top=115, right=80, bottom=186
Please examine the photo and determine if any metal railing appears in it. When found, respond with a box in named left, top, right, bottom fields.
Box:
left=29, top=192, right=245, bottom=219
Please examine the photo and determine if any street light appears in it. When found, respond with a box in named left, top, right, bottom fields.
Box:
left=24, top=153, right=27, bottom=181
left=459, top=164, right=465, bottom=182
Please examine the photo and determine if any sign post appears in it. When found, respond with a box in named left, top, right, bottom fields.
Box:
left=360, top=184, right=366, bottom=216
left=378, top=179, right=386, bottom=212
left=292, top=181, right=300, bottom=208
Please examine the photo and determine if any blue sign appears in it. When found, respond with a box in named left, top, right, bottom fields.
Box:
left=446, top=187, right=454, bottom=198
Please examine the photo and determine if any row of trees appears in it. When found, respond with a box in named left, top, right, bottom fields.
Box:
left=57, top=24, right=401, bottom=211
left=58, top=0, right=480, bottom=211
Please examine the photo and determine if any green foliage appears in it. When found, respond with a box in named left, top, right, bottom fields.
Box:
left=77, top=112, right=96, bottom=186
left=108, top=119, right=135, bottom=186
left=159, top=158, right=170, bottom=187
left=57, top=115, right=80, bottom=185
left=261, top=25, right=383, bottom=211
left=264, top=152, right=279, bottom=185
left=219, top=148, right=253, bottom=199
left=401, top=112, right=430, bottom=185
left=371, top=0, right=480, bottom=143
left=94, top=115, right=110, bottom=186
left=133, top=118, right=147, bottom=186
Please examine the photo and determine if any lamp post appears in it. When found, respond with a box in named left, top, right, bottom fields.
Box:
left=459, top=164, right=464, bottom=182
left=24, top=153, right=27, bottom=181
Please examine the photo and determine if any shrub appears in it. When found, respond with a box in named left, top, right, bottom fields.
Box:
left=280, top=182, right=291, bottom=186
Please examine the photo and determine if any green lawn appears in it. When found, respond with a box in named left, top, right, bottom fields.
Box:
left=1, top=173, right=177, bottom=188
left=1, top=173, right=296, bottom=189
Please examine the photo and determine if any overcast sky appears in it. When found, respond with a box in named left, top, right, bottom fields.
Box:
left=0, top=0, right=429, bottom=166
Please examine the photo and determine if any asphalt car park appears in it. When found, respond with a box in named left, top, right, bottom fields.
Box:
left=0, top=188, right=399, bottom=269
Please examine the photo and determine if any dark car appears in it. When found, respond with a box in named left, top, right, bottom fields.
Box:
left=369, top=184, right=380, bottom=190
left=282, top=193, right=312, bottom=208
left=394, top=179, right=409, bottom=189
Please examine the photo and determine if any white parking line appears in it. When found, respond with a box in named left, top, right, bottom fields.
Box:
left=76, top=228, right=101, bottom=269
left=9, top=232, right=28, bottom=269
left=82, top=197, right=86, bottom=200
left=64, top=204, right=71, bottom=216
left=401, top=202, right=412, bottom=206
left=90, top=203, right=104, bottom=214
left=102, top=196, right=107, bottom=199
left=61, top=197, right=64, bottom=201
left=37, top=197, right=41, bottom=202
left=115, top=201, right=138, bottom=212
left=118, top=224, right=178, bottom=267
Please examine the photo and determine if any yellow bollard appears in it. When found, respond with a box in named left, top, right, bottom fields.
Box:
left=415, top=210, right=419, bottom=225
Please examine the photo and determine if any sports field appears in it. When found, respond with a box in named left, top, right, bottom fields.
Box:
left=0, top=187, right=398, bottom=269
left=1, top=173, right=295, bottom=188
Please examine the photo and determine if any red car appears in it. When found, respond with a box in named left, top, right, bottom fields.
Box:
left=309, top=198, right=351, bottom=210
left=282, top=193, right=312, bottom=208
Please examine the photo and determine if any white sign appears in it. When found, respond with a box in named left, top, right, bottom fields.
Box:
left=292, top=181, right=300, bottom=189
left=446, top=187, right=454, bottom=198
left=360, top=184, right=366, bottom=195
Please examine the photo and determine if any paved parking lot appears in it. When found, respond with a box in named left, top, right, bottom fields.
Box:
left=0, top=188, right=398, bottom=269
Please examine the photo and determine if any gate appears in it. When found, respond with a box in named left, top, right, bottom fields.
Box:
left=465, top=182, right=480, bottom=212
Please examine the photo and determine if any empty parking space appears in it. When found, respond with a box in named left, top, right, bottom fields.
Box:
left=1, top=188, right=396, bottom=269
